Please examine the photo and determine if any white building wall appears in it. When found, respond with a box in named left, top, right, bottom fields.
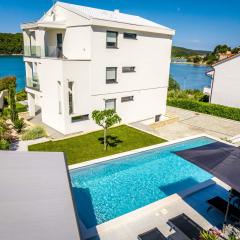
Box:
left=211, top=56, right=240, bottom=108
left=37, top=59, right=66, bottom=133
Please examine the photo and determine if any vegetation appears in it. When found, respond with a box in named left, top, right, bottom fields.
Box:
left=167, top=98, right=240, bottom=121
left=173, top=44, right=240, bottom=65
left=172, top=46, right=210, bottom=58
left=0, top=33, right=23, bottom=55
left=13, top=118, right=26, bottom=133
left=0, top=76, right=18, bottom=121
left=16, top=90, right=27, bottom=101
left=28, top=125, right=166, bottom=165
left=200, top=230, right=237, bottom=240
left=168, top=75, right=180, bottom=91
left=92, top=109, right=122, bottom=150
left=0, top=118, right=11, bottom=150
left=22, top=126, right=47, bottom=141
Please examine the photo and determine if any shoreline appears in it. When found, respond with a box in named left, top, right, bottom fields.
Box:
left=171, top=61, right=209, bottom=66
left=0, top=54, right=23, bottom=56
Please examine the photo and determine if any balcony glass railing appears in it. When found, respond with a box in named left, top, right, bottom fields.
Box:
left=24, top=46, right=42, bottom=58
left=26, top=75, right=40, bottom=91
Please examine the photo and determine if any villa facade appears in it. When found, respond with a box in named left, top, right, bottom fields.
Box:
left=21, top=1, right=175, bottom=134
left=207, top=53, right=240, bottom=108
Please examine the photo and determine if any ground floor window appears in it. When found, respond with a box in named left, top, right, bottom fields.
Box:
left=121, top=96, right=134, bottom=102
left=105, top=99, right=116, bottom=111
left=71, top=114, right=89, bottom=122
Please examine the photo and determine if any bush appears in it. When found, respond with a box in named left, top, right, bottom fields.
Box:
left=2, top=108, right=11, bottom=118
left=13, top=118, right=26, bottom=133
left=0, top=139, right=10, bottom=150
left=16, top=90, right=27, bottom=101
left=168, top=76, right=180, bottom=91
left=167, top=98, right=240, bottom=121
left=22, top=126, right=47, bottom=141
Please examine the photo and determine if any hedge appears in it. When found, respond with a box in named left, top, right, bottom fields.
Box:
left=167, top=98, right=240, bottom=121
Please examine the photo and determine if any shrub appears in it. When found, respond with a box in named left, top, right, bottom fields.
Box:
left=2, top=108, right=11, bottom=118
left=13, top=118, right=26, bottom=133
left=22, top=126, right=47, bottom=141
left=168, top=76, right=180, bottom=91
left=16, top=90, right=27, bottom=101
left=167, top=98, right=240, bottom=121
left=0, top=139, right=10, bottom=150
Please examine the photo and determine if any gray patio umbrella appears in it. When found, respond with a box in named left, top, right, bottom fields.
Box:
left=174, top=141, right=240, bottom=227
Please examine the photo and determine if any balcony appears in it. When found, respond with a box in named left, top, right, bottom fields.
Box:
left=24, top=45, right=63, bottom=58
left=26, top=74, right=40, bottom=91
left=24, top=46, right=42, bottom=58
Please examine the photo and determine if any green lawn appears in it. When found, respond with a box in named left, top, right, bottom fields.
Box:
left=28, top=125, right=166, bottom=165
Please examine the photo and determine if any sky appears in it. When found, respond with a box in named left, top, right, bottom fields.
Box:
left=0, top=0, right=239, bottom=50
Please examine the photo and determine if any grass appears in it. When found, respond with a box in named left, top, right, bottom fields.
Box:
left=28, top=125, right=166, bottom=165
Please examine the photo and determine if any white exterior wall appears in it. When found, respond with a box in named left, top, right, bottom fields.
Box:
left=211, top=56, right=240, bottom=108
left=22, top=4, right=174, bottom=135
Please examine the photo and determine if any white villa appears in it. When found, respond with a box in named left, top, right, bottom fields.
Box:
left=21, top=1, right=175, bottom=134
left=207, top=53, right=240, bottom=108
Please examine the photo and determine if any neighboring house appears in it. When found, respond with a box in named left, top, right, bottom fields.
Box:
left=207, top=53, right=240, bottom=108
left=21, top=1, right=175, bottom=134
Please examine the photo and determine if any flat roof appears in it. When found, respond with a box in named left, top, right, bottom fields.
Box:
left=0, top=151, right=81, bottom=240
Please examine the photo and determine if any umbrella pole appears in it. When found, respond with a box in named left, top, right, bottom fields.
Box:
left=223, top=190, right=232, bottom=232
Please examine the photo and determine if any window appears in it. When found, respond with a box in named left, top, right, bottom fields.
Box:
left=122, top=66, right=136, bottom=73
left=106, top=31, right=118, bottom=48
left=106, top=67, right=117, bottom=84
left=123, top=33, right=137, bottom=39
left=121, top=96, right=134, bottom=102
left=71, top=114, right=89, bottom=122
left=105, top=99, right=116, bottom=111
left=68, top=81, right=74, bottom=115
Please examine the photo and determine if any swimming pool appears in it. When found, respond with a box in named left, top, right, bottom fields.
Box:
left=70, top=137, right=215, bottom=228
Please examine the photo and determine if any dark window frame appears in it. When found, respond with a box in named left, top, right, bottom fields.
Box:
left=123, top=32, right=137, bottom=40
left=106, top=31, right=118, bottom=48
left=106, top=67, right=118, bottom=84
left=105, top=98, right=116, bottom=111
left=121, top=96, right=134, bottom=102
left=122, top=66, right=136, bottom=73
left=71, top=114, right=89, bottom=122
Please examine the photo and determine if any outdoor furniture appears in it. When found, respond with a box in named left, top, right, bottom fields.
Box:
left=168, top=213, right=204, bottom=240
left=207, top=196, right=240, bottom=221
left=137, top=228, right=167, bottom=240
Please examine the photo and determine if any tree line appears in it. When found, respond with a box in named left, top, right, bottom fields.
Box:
left=0, top=33, right=23, bottom=55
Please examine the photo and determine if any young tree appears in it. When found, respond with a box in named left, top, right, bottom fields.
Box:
left=92, top=109, right=121, bottom=150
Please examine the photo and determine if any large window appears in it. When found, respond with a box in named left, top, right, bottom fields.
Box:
left=106, top=67, right=117, bottom=84
left=105, top=99, right=116, bottom=111
left=123, top=32, right=137, bottom=40
left=106, top=31, right=118, bottom=48
left=57, top=81, right=62, bottom=114
left=68, top=81, right=74, bottom=115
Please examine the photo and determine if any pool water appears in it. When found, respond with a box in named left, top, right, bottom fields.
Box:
left=70, top=137, right=215, bottom=228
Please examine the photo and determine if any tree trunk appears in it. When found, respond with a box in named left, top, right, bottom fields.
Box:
left=104, top=127, right=107, bottom=151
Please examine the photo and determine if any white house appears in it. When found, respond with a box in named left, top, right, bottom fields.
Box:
left=207, top=53, right=240, bottom=108
left=21, top=1, right=175, bottom=134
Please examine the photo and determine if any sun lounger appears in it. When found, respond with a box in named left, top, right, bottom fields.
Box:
left=207, top=196, right=240, bottom=221
left=137, top=228, right=167, bottom=240
left=168, top=213, right=204, bottom=240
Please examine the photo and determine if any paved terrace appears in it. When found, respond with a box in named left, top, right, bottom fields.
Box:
left=83, top=179, right=229, bottom=240
left=131, top=106, right=240, bottom=144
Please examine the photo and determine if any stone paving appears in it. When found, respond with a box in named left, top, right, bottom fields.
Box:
left=131, top=106, right=240, bottom=144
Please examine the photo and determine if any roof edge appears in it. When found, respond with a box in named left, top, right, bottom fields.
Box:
left=212, top=52, right=240, bottom=67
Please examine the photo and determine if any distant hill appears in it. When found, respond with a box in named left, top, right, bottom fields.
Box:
left=0, top=33, right=23, bottom=55
left=172, top=46, right=210, bottom=58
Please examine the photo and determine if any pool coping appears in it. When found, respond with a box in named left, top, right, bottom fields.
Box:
left=68, top=134, right=232, bottom=239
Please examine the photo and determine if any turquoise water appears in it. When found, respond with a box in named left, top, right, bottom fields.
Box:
left=0, top=56, right=211, bottom=91
left=170, top=63, right=212, bottom=90
left=70, top=137, right=215, bottom=228
left=0, top=56, right=25, bottom=91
